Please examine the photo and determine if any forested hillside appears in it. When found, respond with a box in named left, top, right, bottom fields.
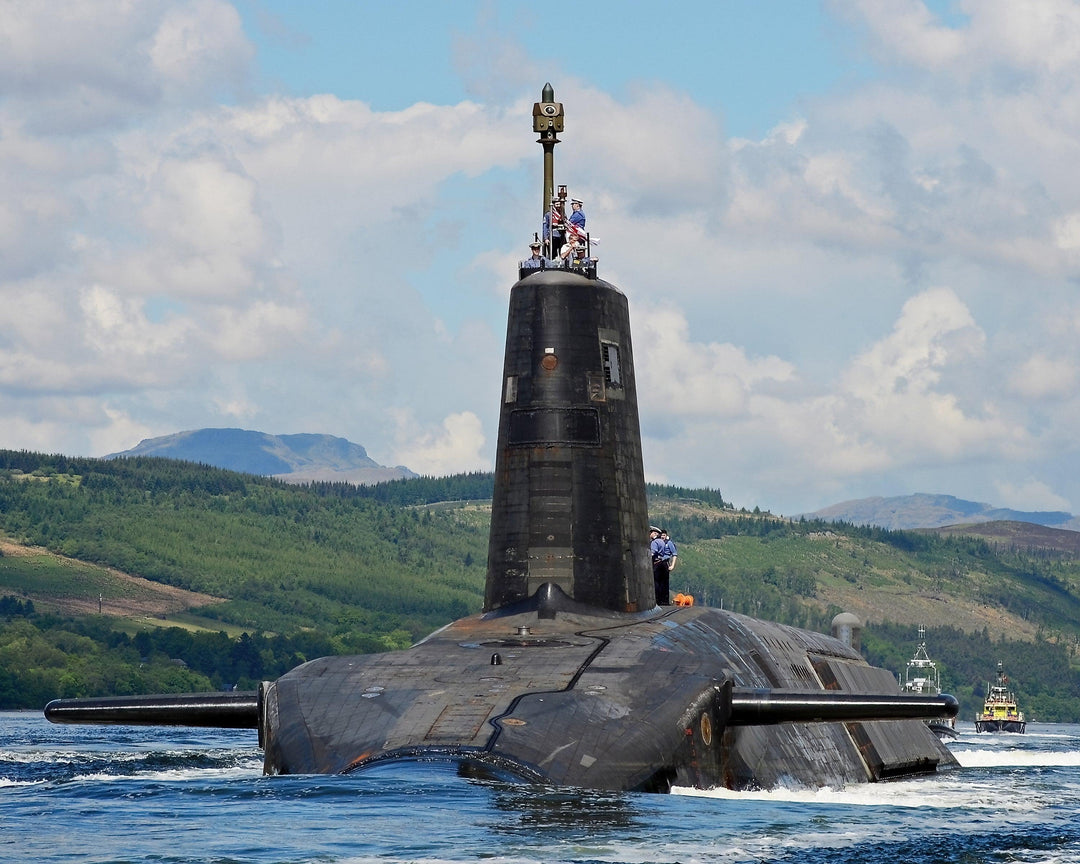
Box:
left=0, top=451, right=489, bottom=637
left=2, top=449, right=1080, bottom=721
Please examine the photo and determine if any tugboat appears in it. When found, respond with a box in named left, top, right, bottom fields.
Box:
left=902, top=627, right=958, bottom=739
left=974, top=661, right=1026, bottom=733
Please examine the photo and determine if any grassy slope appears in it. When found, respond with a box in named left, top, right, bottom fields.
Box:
left=646, top=500, right=1080, bottom=644
left=0, top=540, right=253, bottom=636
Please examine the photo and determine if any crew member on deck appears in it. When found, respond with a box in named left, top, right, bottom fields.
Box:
left=661, top=529, right=677, bottom=574
left=569, top=198, right=585, bottom=232
left=559, top=233, right=582, bottom=265
left=650, top=526, right=671, bottom=606
left=523, top=240, right=545, bottom=269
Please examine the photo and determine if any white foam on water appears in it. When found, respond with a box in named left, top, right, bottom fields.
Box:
left=951, top=747, right=1080, bottom=768
left=0, top=777, right=44, bottom=787
left=673, top=772, right=1044, bottom=812
left=0, top=745, right=253, bottom=763
left=0, top=747, right=141, bottom=764
left=74, top=762, right=264, bottom=783
left=675, top=780, right=947, bottom=808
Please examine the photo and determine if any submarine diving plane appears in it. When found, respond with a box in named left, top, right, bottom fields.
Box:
left=45, top=85, right=958, bottom=793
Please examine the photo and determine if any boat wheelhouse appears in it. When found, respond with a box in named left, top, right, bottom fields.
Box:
left=902, top=627, right=957, bottom=739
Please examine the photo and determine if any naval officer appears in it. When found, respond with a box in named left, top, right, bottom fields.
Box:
left=522, top=240, right=545, bottom=268
left=569, top=198, right=585, bottom=231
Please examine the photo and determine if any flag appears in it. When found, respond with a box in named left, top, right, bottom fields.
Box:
left=551, top=203, right=597, bottom=244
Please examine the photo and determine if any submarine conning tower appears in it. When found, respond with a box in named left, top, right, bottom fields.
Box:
left=485, top=85, right=654, bottom=614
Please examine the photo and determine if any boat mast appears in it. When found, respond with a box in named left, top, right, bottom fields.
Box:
left=533, top=83, right=563, bottom=258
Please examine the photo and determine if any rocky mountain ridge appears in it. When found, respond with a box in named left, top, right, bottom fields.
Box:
left=105, top=428, right=417, bottom=485
left=804, top=492, right=1080, bottom=532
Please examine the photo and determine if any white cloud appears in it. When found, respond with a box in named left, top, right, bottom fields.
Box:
left=639, top=287, right=1034, bottom=511
left=830, top=0, right=964, bottom=69
left=207, top=300, right=309, bottom=361
left=132, top=156, right=270, bottom=299
left=818, top=288, right=1028, bottom=463
left=4, top=0, right=1080, bottom=516
left=79, top=284, right=195, bottom=377
left=213, top=395, right=259, bottom=420
left=835, top=0, right=1080, bottom=78
left=1008, top=353, right=1077, bottom=400
left=635, top=306, right=796, bottom=419
left=87, top=406, right=157, bottom=458
left=994, top=478, right=1071, bottom=512
left=391, top=411, right=487, bottom=476
left=843, top=288, right=979, bottom=399
left=0, top=394, right=151, bottom=459
left=0, top=0, right=251, bottom=133
left=569, top=83, right=728, bottom=214
left=149, top=0, right=252, bottom=100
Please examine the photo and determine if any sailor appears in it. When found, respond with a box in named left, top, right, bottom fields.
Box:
left=649, top=526, right=670, bottom=606
left=661, top=529, right=678, bottom=573
left=545, top=206, right=565, bottom=251
left=522, top=240, right=545, bottom=269
left=569, top=198, right=585, bottom=231
left=559, top=232, right=582, bottom=266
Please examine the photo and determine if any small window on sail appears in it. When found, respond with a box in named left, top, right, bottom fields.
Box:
left=601, top=342, right=622, bottom=387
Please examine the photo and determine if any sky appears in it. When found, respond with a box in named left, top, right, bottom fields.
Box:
left=3, top=0, right=1080, bottom=517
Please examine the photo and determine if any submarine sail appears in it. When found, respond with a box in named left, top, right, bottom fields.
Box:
left=45, top=84, right=958, bottom=792
left=486, top=270, right=652, bottom=613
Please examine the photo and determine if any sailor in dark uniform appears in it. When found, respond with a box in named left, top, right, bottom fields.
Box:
left=569, top=198, right=585, bottom=231
left=649, top=526, right=670, bottom=606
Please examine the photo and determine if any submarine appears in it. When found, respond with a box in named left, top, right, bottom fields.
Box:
left=45, top=84, right=958, bottom=793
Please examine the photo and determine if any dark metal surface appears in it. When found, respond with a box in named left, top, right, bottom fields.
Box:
left=728, top=690, right=959, bottom=725
left=486, top=272, right=653, bottom=613
left=254, top=596, right=957, bottom=791
left=44, top=691, right=260, bottom=728
left=975, top=719, right=1026, bottom=733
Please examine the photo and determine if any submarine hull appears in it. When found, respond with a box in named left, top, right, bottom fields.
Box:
left=261, top=597, right=956, bottom=791
left=43, top=87, right=960, bottom=793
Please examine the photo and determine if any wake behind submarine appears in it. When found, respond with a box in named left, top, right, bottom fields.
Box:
left=45, top=85, right=958, bottom=793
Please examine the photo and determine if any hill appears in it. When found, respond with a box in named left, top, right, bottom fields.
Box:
left=2, top=449, right=1080, bottom=720
left=804, top=492, right=1080, bottom=532
left=646, top=500, right=1080, bottom=642
left=0, top=538, right=223, bottom=619
left=106, top=428, right=417, bottom=485
left=925, top=520, right=1080, bottom=555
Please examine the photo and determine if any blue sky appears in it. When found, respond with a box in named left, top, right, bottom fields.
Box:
left=3, top=0, right=1080, bottom=518
left=238, top=1, right=865, bottom=140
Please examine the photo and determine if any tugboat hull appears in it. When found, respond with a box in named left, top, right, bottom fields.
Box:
left=974, top=719, right=1026, bottom=734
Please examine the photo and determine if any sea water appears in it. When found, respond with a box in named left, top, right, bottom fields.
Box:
left=2, top=711, right=1079, bottom=864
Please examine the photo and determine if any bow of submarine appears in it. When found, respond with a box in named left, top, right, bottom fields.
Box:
left=259, top=580, right=958, bottom=792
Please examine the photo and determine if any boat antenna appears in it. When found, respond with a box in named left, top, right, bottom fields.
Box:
left=532, top=83, right=563, bottom=252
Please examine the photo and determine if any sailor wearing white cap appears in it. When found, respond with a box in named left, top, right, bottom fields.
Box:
left=522, top=240, right=545, bottom=269
left=569, top=198, right=586, bottom=231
